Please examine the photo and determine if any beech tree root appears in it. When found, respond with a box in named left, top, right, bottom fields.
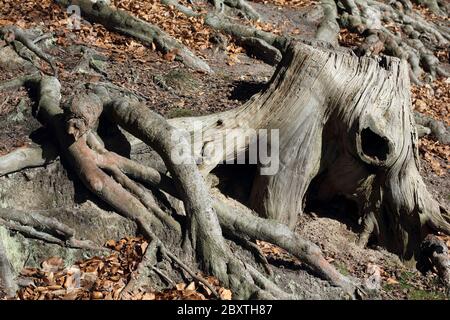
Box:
left=0, top=70, right=362, bottom=299
left=335, top=0, right=449, bottom=82
left=0, top=26, right=57, bottom=76
left=419, top=235, right=450, bottom=290
left=55, top=0, right=212, bottom=73
left=1, top=17, right=449, bottom=299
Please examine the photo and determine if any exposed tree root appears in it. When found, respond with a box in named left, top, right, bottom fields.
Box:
left=316, top=0, right=341, bottom=45
left=0, top=75, right=290, bottom=299
left=0, top=143, right=58, bottom=177
left=1, top=5, right=448, bottom=298
left=0, top=26, right=57, bottom=76
left=419, top=234, right=450, bottom=290
left=0, top=73, right=41, bottom=92
left=0, top=208, right=106, bottom=251
left=336, top=0, right=449, bottom=82
left=98, top=93, right=310, bottom=299
left=222, top=0, right=261, bottom=20
left=413, top=0, right=448, bottom=15
left=120, top=240, right=159, bottom=298
left=55, top=0, right=212, bottom=73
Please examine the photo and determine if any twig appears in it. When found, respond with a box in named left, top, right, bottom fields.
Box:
left=120, top=241, right=159, bottom=298
left=160, top=247, right=220, bottom=299
left=152, top=267, right=177, bottom=287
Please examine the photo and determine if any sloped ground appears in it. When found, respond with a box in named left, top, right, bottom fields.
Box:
left=0, top=0, right=449, bottom=299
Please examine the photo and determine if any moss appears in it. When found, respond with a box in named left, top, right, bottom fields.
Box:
left=383, top=271, right=448, bottom=300
left=332, top=261, right=350, bottom=276
left=164, top=69, right=199, bottom=93
left=166, top=107, right=198, bottom=119
left=0, top=226, right=26, bottom=273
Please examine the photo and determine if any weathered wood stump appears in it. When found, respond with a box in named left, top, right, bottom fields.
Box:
left=170, top=42, right=450, bottom=260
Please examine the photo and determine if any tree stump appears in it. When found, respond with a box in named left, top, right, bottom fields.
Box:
left=170, top=41, right=450, bottom=260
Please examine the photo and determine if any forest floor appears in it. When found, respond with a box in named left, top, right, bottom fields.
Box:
left=0, top=0, right=449, bottom=300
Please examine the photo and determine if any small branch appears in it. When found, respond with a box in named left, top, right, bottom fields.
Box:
left=160, top=247, right=220, bottom=299
left=0, top=73, right=41, bottom=92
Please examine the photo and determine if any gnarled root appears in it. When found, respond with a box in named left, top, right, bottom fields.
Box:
left=55, top=0, right=212, bottom=73
left=0, top=208, right=106, bottom=251
left=19, top=72, right=358, bottom=298
left=3, top=36, right=446, bottom=299
left=0, top=26, right=57, bottom=76
left=418, top=234, right=450, bottom=290
left=336, top=0, right=449, bottom=81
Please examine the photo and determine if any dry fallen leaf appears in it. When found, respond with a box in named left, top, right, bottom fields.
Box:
left=42, top=257, right=64, bottom=273
left=176, top=283, right=186, bottom=291
left=186, top=281, right=196, bottom=291
left=386, top=278, right=399, bottom=285
left=142, top=292, right=156, bottom=300
left=219, top=288, right=232, bottom=300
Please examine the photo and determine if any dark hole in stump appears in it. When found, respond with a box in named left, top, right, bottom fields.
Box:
left=361, top=128, right=390, bottom=161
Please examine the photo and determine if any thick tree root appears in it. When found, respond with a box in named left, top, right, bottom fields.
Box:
left=167, top=41, right=450, bottom=261
left=0, top=73, right=41, bottom=92
left=2, top=70, right=356, bottom=298
left=16, top=76, right=290, bottom=299
left=419, top=235, right=450, bottom=290
left=158, top=0, right=286, bottom=65
left=213, top=199, right=359, bottom=294
left=0, top=208, right=106, bottom=251
left=316, top=0, right=341, bottom=45
left=0, top=26, right=57, bottom=76
left=1, top=19, right=447, bottom=298
left=0, top=143, right=58, bottom=178
left=55, top=0, right=212, bottom=73
left=222, top=0, right=261, bottom=20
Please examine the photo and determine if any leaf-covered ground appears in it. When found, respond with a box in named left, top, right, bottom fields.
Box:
left=0, top=0, right=449, bottom=300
